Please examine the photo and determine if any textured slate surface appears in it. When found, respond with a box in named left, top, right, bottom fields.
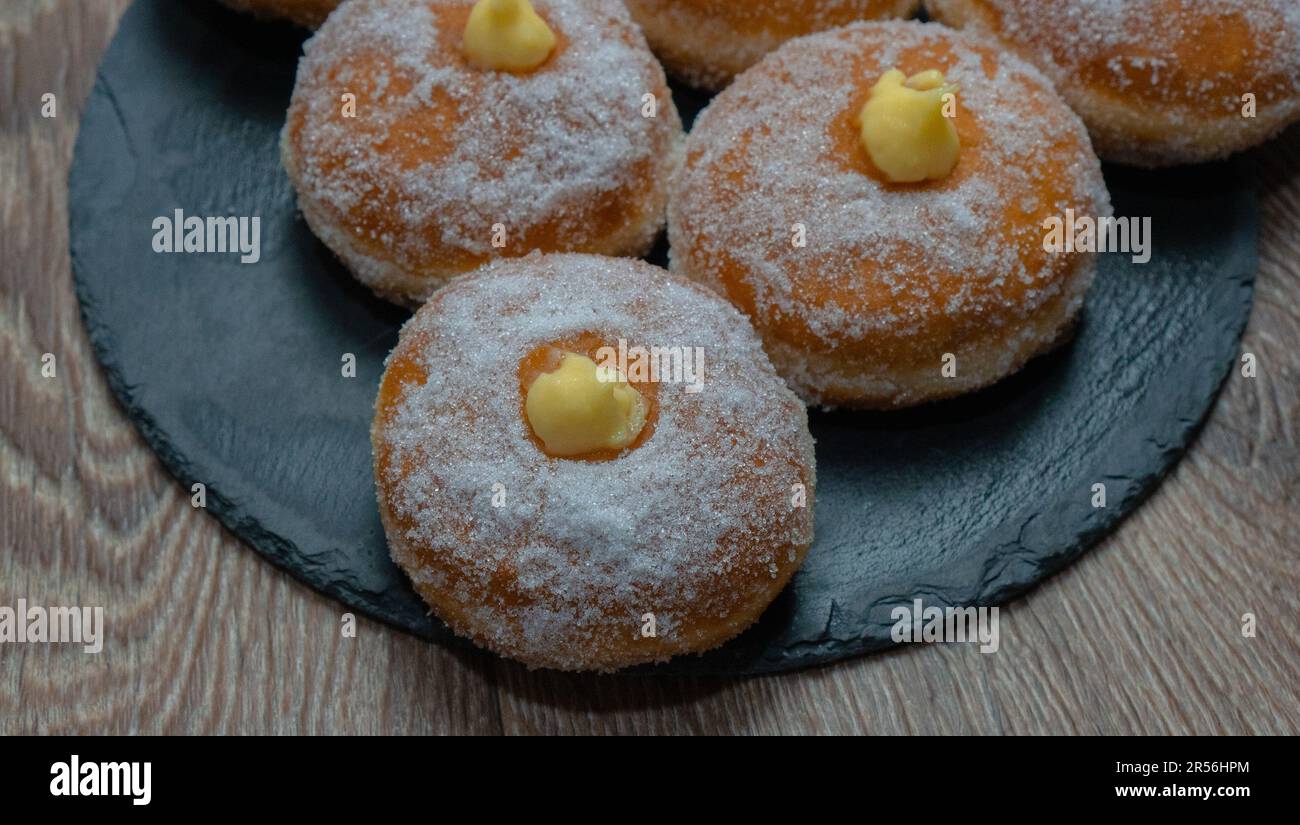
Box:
left=68, top=0, right=1257, bottom=674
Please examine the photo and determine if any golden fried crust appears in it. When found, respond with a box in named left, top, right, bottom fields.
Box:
left=217, top=0, right=340, bottom=29
left=625, top=0, right=922, bottom=89
left=282, top=0, right=683, bottom=305
left=668, top=21, right=1110, bottom=408
left=927, top=0, right=1300, bottom=166
left=372, top=254, right=816, bottom=671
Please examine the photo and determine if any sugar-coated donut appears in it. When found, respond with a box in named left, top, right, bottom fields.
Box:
left=668, top=21, right=1111, bottom=408
left=926, top=0, right=1300, bottom=167
left=372, top=253, right=816, bottom=671
left=624, top=0, right=921, bottom=90
left=217, top=0, right=340, bottom=29
left=283, top=0, right=683, bottom=306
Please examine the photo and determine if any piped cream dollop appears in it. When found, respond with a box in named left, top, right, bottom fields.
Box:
left=857, top=68, right=960, bottom=183
left=463, top=0, right=556, bottom=73
left=525, top=352, right=646, bottom=457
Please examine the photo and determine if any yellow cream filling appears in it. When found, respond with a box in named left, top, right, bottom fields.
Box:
left=525, top=352, right=646, bottom=457
left=857, top=68, right=960, bottom=183
left=463, top=0, right=556, bottom=73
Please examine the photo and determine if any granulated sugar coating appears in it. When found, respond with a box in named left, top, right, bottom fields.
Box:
left=669, top=20, right=1111, bottom=408
left=624, top=0, right=921, bottom=90
left=282, top=0, right=683, bottom=305
left=371, top=254, right=816, bottom=671
left=927, top=0, right=1300, bottom=165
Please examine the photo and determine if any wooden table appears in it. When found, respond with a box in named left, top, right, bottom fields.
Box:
left=2, top=0, right=1297, bottom=735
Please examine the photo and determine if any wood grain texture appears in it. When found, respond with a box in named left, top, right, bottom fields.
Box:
left=2, top=0, right=1297, bottom=735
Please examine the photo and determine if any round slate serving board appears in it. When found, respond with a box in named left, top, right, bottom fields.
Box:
left=69, top=0, right=1257, bottom=674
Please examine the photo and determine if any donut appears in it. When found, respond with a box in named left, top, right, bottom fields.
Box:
left=624, top=0, right=922, bottom=90
left=926, top=0, right=1300, bottom=166
left=668, top=21, right=1111, bottom=408
left=371, top=253, right=817, bottom=671
left=217, top=0, right=340, bottom=29
left=282, top=0, right=683, bottom=306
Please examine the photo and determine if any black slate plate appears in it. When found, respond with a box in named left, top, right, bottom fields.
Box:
left=69, top=0, right=1257, bottom=674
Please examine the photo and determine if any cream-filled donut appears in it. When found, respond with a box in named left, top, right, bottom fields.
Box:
left=927, top=0, right=1300, bottom=166
left=372, top=253, right=816, bottom=670
left=283, top=0, right=683, bottom=305
left=669, top=21, right=1111, bottom=408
